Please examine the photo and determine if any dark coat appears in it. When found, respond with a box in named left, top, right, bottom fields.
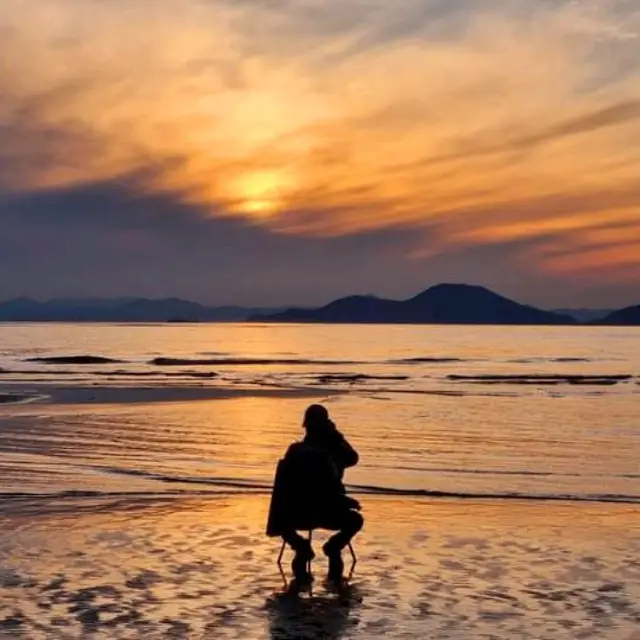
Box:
left=265, top=431, right=359, bottom=537
left=306, top=422, right=359, bottom=479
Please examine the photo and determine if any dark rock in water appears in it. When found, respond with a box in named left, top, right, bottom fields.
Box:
left=25, top=355, right=125, bottom=365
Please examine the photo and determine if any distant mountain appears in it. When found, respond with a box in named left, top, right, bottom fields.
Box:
left=1, top=291, right=635, bottom=325
left=597, top=305, right=640, bottom=326
left=553, top=308, right=614, bottom=322
left=249, top=294, right=402, bottom=324
left=251, top=284, right=576, bottom=325
left=0, top=298, right=283, bottom=322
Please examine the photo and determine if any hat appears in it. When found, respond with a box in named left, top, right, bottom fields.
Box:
left=303, top=404, right=329, bottom=429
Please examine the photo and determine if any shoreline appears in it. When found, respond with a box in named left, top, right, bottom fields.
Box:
left=1, top=486, right=638, bottom=511
left=0, top=382, right=345, bottom=406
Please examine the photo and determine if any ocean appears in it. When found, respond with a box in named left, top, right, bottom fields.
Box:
left=1, top=322, right=638, bottom=503
left=1, top=322, right=639, bottom=638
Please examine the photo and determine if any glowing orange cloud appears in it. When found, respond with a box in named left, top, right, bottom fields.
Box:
left=0, top=0, right=639, bottom=283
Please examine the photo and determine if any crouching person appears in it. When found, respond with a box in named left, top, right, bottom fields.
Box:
left=266, top=405, right=363, bottom=583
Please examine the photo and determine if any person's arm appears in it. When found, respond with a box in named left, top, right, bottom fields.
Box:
left=311, top=448, right=362, bottom=511
left=327, top=423, right=359, bottom=469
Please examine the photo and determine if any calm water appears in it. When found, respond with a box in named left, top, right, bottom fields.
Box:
left=0, top=323, right=638, bottom=502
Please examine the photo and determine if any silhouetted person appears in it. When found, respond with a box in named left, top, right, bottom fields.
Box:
left=267, top=404, right=363, bottom=583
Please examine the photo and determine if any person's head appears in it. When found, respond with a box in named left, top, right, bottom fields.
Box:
left=303, top=404, right=331, bottom=435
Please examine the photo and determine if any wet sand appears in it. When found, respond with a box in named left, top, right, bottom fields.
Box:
left=0, top=383, right=342, bottom=406
left=0, top=495, right=638, bottom=639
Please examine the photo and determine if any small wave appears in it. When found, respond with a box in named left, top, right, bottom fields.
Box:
left=149, top=357, right=363, bottom=366
left=362, top=388, right=514, bottom=397
left=1, top=368, right=217, bottom=379
left=315, top=374, right=410, bottom=384
left=348, top=484, right=640, bottom=505
left=507, top=357, right=593, bottom=363
left=0, top=393, right=47, bottom=405
left=24, top=355, right=126, bottom=365
left=0, top=486, right=637, bottom=506
left=394, top=466, right=564, bottom=477
left=388, top=357, right=464, bottom=364
left=66, top=466, right=640, bottom=506
left=90, top=465, right=272, bottom=490
left=447, top=374, right=633, bottom=385
left=393, top=466, right=640, bottom=479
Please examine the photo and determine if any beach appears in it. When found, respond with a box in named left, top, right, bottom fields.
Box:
left=1, top=322, right=639, bottom=637
left=0, top=384, right=638, bottom=639
left=1, top=492, right=638, bottom=639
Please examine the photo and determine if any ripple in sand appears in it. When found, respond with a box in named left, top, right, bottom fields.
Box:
left=0, top=497, right=638, bottom=638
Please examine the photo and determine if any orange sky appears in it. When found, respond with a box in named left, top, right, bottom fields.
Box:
left=1, top=0, right=639, bottom=305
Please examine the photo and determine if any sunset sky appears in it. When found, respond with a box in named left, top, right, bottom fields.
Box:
left=1, top=0, right=639, bottom=308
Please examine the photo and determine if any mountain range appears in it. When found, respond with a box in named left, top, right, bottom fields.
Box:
left=250, top=284, right=575, bottom=325
left=0, top=297, right=282, bottom=322
left=250, top=284, right=640, bottom=326
left=0, top=285, right=638, bottom=325
left=596, top=304, right=640, bottom=326
left=552, top=308, right=614, bottom=322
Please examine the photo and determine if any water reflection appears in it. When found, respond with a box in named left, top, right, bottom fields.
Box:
left=266, top=582, right=363, bottom=640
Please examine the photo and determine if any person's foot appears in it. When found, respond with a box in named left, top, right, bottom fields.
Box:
left=323, top=541, right=345, bottom=582
left=291, top=540, right=315, bottom=583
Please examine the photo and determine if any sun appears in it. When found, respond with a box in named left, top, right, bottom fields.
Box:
left=232, top=170, right=291, bottom=219
left=242, top=196, right=277, bottom=216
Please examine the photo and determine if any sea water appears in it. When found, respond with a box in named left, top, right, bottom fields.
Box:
left=0, top=322, right=638, bottom=503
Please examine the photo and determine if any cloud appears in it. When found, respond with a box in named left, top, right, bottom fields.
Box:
left=0, top=175, right=430, bottom=306
left=0, top=0, right=639, bottom=305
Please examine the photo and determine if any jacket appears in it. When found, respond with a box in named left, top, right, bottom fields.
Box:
left=265, top=430, right=359, bottom=537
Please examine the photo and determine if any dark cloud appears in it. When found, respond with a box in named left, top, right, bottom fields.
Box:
left=0, top=179, right=434, bottom=305
left=2, top=176, right=637, bottom=309
left=1, top=0, right=639, bottom=308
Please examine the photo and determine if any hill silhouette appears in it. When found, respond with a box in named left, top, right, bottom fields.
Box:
left=597, top=305, right=640, bottom=326
left=0, top=288, right=636, bottom=325
left=0, top=298, right=281, bottom=322
left=250, top=284, right=576, bottom=325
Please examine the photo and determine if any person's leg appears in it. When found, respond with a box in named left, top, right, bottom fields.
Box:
left=281, top=530, right=315, bottom=582
left=323, top=509, right=364, bottom=552
left=320, top=510, right=364, bottom=580
left=281, top=529, right=308, bottom=551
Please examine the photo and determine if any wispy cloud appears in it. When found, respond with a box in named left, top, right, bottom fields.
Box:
left=1, top=0, right=639, bottom=290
